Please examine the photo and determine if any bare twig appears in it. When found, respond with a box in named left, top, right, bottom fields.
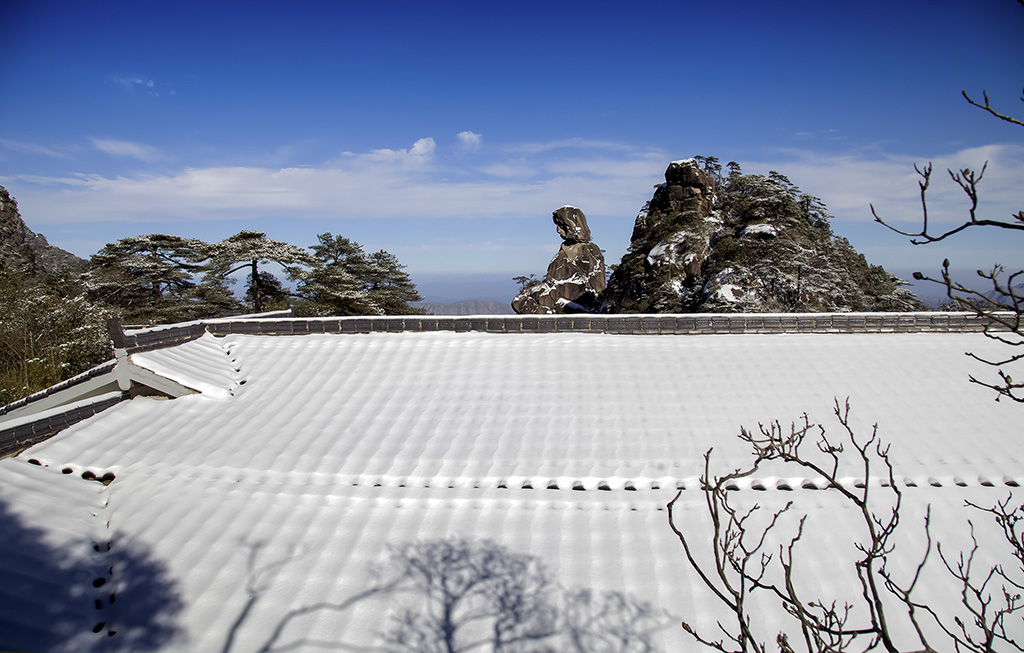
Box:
left=871, top=84, right=1024, bottom=403
left=962, top=88, right=1024, bottom=128
left=670, top=401, right=1024, bottom=651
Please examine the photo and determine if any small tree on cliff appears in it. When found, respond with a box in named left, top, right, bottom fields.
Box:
left=207, top=230, right=311, bottom=313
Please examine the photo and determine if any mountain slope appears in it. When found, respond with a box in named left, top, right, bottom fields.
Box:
left=0, top=186, right=87, bottom=275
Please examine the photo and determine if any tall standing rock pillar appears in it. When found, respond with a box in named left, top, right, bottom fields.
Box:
left=512, top=206, right=606, bottom=314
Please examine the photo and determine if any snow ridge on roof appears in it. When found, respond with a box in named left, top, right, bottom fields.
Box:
left=130, top=333, right=242, bottom=399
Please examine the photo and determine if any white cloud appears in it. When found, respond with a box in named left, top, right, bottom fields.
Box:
left=351, top=137, right=436, bottom=166
left=105, top=75, right=173, bottom=97
left=7, top=136, right=1020, bottom=282
left=505, top=138, right=645, bottom=155
left=6, top=137, right=664, bottom=227
left=479, top=162, right=538, bottom=179
left=107, top=75, right=159, bottom=93
left=91, top=138, right=164, bottom=162
left=457, top=131, right=482, bottom=151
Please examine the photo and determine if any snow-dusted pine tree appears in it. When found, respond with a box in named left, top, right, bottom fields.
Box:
left=365, top=250, right=424, bottom=315
left=295, top=233, right=378, bottom=316
left=87, top=234, right=237, bottom=324
left=0, top=262, right=113, bottom=404
left=206, top=230, right=312, bottom=313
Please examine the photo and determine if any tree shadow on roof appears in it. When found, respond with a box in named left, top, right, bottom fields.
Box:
left=253, top=537, right=670, bottom=653
left=0, top=493, right=183, bottom=652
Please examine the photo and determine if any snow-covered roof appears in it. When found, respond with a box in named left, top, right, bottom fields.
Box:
left=1, top=326, right=1022, bottom=650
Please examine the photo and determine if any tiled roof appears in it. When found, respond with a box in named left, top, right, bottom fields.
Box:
left=1, top=328, right=1022, bottom=650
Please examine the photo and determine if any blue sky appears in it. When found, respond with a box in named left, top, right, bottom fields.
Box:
left=1, top=0, right=1021, bottom=303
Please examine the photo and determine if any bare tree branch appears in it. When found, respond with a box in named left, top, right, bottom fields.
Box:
left=962, top=88, right=1024, bottom=128
left=670, top=401, right=1024, bottom=651
left=870, top=83, right=1024, bottom=402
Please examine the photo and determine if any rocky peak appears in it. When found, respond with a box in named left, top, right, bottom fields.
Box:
left=0, top=186, right=87, bottom=276
left=512, top=206, right=607, bottom=314
left=602, top=160, right=921, bottom=314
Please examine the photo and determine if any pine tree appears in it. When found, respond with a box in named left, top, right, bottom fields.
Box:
left=207, top=230, right=311, bottom=313
left=365, top=250, right=425, bottom=314
left=295, top=233, right=377, bottom=316
left=87, top=234, right=236, bottom=323
left=244, top=271, right=288, bottom=311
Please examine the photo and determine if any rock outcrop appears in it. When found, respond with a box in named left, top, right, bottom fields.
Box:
left=602, top=159, right=921, bottom=313
left=1, top=186, right=87, bottom=275
left=512, top=206, right=606, bottom=314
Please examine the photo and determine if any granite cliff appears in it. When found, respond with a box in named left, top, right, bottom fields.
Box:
left=602, top=159, right=920, bottom=313
left=0, top=186, right=86, bottom=276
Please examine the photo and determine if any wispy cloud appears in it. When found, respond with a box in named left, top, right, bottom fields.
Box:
left=91, top=138, right=164, bottom=162
left=107, top=75, right=155, bottom=90
left=0, top=139, right=78, bottom=159
left=505, top=138, right=647, bottom=155
left=478, top=161, right=537, bottom=179
left=105, top=75, right=173, bottom=97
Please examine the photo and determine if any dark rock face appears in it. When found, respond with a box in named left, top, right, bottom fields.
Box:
left=512, top=206, right=606, bottom=314
left=1, top=186, right=87, bottom=275
left=552, top=205, right=592, bottom=243
left=602, top=159, right=921, bottom=313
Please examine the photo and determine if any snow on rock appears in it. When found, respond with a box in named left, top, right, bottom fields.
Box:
left=703, top=267, right=745, bottom=303
left=604, top=159, right=922, bottom=314
left=604, top=159, right=718, bottom=313
left=739, top=222, right=778, bottom=238
left=513, top=207, right=606, bottom=314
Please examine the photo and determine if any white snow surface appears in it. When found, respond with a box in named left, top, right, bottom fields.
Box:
left=3, top=330, right=1023, bottom=650
left=130, top=333, right=242, bottom=399
left=740, top=222, right=778, bottom=237
left=714, top=283, right=744, bottom=301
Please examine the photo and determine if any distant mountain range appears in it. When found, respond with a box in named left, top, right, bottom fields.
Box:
left=985, top=283, right=1023, bottom=306
left=414, top=300, right=515, bottom=315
